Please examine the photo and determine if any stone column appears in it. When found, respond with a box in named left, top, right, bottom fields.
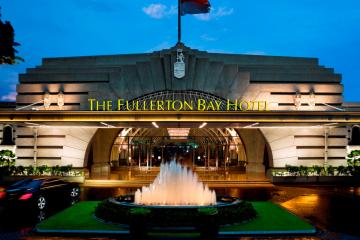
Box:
left=237, top=129, right=266, bottom=174
left=90, top=129, right=120, bottom=179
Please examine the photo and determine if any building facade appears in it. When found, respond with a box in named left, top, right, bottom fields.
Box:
left=1, top=44, right=359, bottom=180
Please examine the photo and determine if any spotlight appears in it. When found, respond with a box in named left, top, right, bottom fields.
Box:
left=199, top=122, right=207, bottom=128
left=152, top=122, right=159, bottom=128
left=244, top=122, right=259, bottom=128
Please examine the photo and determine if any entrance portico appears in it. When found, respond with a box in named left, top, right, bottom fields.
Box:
left=1, top=110, right=359, bottom=181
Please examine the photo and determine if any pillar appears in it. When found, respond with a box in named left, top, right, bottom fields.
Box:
left=90, top=129, right=120, bottom=179
left=237, top=129, right=266, bottom=174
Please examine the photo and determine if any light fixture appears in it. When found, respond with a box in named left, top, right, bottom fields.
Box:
left=243, top=122, right=259, bottom=128
left=167, top=128, right=190, bottom=139
left=43, top=92, right=51, bottom=110
left=100, top=122, right=114, bottom=128
left=24, top=122, right=41, bottom=126
left=152, top=122, right=159, bottom=128
left=323, top=122, right=339, bottom=126
left=57, top=91, right=64, bottom=110
left=199, top=122, right=207, bottom=128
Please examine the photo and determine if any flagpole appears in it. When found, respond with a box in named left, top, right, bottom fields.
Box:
left=178, top=0, right=181, bottom=43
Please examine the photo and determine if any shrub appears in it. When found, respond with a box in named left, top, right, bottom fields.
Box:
left=95, top=198, right=256, bottom=227
left=26, top=165, right=35, bottom=175
left=285, top=165, right=299, bottom=176
left=299, top=165, right=309, bottom=176
left=336, top=165, right=347, bottom=176
left=327, top=165, right=335, bottom=176
left=0, top=149, right=16, bottom=167
left=312, top=165, right=324, bottom=176
left=36, top=165, right=49, bottom=175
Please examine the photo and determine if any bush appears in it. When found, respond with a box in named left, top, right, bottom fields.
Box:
left=336, top=165, right=347, bottom=176
left=0, top=150, right=16, bottom=167
left=95, top=197, right=257, bottom=227
left=327, top=165, right=335, bottom=176
left=26, top=165, right=35, bottom=175
left=285, top=165, right=299, bottom=176
left=299, top=165, right=309, bottom=176
left=312, top=165, right=324, bottom=176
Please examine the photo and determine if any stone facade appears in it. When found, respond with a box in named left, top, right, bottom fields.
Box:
left=1, top=44, right=356, bottom=176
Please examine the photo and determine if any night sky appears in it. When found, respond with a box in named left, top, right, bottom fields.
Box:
left=0, top=0, right=359, bottom=102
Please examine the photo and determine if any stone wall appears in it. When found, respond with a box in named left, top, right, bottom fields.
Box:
left=14, top=126, right=96, bottom=167
left=16, top=45, right=343, bottom=111
left=261, top=127, right=348, bottom=167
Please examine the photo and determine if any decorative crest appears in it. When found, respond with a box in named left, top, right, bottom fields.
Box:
left=174, top=48, right=185, bottom=79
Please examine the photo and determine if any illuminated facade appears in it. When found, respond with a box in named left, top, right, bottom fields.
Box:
left=0, top=44, right=359, bottom=180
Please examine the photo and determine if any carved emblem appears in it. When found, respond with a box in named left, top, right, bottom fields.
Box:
left=174, top=49, right=185, bottom=79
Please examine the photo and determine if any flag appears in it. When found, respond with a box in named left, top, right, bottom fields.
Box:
left=181, top=0, right=211, bottom=15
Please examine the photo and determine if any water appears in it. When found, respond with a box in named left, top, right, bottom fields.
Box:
left=1, top=183, right=359, bottom=239
left=134, top=161, right=216, bottom=206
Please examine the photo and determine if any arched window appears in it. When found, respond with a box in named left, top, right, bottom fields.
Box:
left=1, top=125, right=15, bottom=145
left=349, top=126, right=360, bottom=145
left=120, top=90, right=228, bottom=111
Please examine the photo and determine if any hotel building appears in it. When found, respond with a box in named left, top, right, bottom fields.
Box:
left=1, top=44, right=359, bottom=180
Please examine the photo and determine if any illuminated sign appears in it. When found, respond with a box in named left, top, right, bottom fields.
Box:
left=88, top=98, right=270, bottom=111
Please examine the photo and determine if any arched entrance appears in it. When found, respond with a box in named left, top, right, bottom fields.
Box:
left=84, top=90, right=273, bottom=181
left=108, top=127, right=248, bottom=181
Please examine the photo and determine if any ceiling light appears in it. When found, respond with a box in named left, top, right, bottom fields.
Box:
left=100, top=122, right=114, bottom=128
left=244, top=122, right=259, bottom=128
left=199, top=122, right=207, bottom=128
left=152, top=122, right=159, bottom=128
left=167, top=128, right=190, bottom=139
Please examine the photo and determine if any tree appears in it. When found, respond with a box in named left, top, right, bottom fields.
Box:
left=0, top=6, right=23, bottom=64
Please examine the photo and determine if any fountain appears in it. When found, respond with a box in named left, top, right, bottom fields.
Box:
left=134, top=161, right=216, bottom=206
left=95, top=160, right=257, bottom=228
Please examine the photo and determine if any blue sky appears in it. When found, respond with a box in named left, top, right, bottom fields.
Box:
left=0, top=0, right=359, bottom=102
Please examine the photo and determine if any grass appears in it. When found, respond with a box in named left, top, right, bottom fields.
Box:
left=36, top=201, right=127, bottom=232
left=36, top=201, right=315, bottom=235
left=219, top=201, right=315, bottom=233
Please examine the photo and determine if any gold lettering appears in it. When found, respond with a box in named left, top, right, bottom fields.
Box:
left=183, top=100, right=194, bottom=110
left=149, top=100, right=155, bottom=111
left=117, top=99, right=124, bottom=111
left=239, top=100, right=250, bottom=111
left=172, top=100, right=183, bottom=111
left=96, top=100, right=106, bottom=111
left=215, top=100, right=222, bottom=111
left=206, top=101, right=216, bottom=111
left=126, top=101, right=135, bottom=111
left=227, top=99, right=238, bottom=111
left=265, top=101, right=270, bottom=111
left=106, top=100, right=112, bottom=111
left=142, top=100, right=147, bottom=111
left=157, top=100, right=164, bottom=111
left=197, top=99, right=206, bottom=111
left=88, top=98, right=96, bottom=111
left=165, top=100, right=172, bottom=110
left=135, top=101, right=141, bottom=111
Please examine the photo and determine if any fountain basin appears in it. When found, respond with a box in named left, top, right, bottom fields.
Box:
left=95, top=195, right=257, bottom=227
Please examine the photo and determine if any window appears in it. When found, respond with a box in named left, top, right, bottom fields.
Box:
left=349, top=126, right=360, bottom=145
left=1, top=125, right=15, bottom=145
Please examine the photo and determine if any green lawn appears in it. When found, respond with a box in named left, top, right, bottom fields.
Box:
left=36, top=201, right=127, bottom=233
left=36, top=201, right=315, bottom=235
left=219, top=201, right=315, bottom=234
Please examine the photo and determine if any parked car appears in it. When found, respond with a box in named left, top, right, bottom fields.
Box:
left=0, top=178, right=80, bottom=211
